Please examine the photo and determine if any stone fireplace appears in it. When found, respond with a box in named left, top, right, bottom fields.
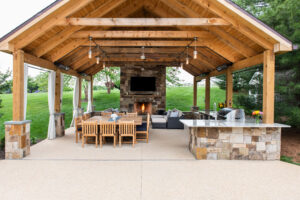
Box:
left=134, top=102, right=152, bottom=115
left=120, top=66, right=166, bottom=114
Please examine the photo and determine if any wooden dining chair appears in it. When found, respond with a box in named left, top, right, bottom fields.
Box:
left=82, top=113, right=91, bottom=121
left=119, top=121, right=136, bottom=147
left=126, top=112, right=137, bottom=117
left=99, top=121, right=117, bottom=148
left=75, top=117, right=82, bottom=143
left=117, top=112, right=125, bottom=117
left=82, top=121, right=98, bottom=148
left=136, top=113, right=150, bottom=143
left=101, top=112, right=112, bottom=117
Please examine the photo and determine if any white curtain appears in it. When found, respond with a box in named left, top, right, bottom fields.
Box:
left=70, top=77, right=80, bottom=127
left=24, top=64, right=28, bottom=120
left=60, top=73, right=64, bottom=110
left=47, top=71, right=56, bottom=140
left=87, top=81, right=92, bottom=113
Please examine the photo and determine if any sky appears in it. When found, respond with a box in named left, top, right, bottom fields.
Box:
left=0, top=0, right=193, bottom=84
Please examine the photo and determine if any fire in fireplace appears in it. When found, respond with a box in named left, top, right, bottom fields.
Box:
left=134, top=102, right=152, bottom=114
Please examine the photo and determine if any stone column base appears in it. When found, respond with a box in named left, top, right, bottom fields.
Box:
left=55, top=113, right=65, bottom=137
left=5, top=120, right=31, bottom=159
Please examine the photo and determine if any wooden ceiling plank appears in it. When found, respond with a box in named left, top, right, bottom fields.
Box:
left=191, top=0, right=274, bottom=49
left=47, top=0, right=144, bottom=62
left=209, top=27, right=257, bottom=57
left=13, top=0, right=95, bottom=50
left=32, top=0, right=128, bottom=57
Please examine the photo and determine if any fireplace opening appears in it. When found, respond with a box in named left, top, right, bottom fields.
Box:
left=134, top=102, right=152, bottom=115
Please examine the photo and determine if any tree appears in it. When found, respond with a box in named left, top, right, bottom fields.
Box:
left=34, top=72, right=48, bottom=92
left=166, top=67, right=183, bottom=86
left=0, top=70, right=12, bottom=93
left=95, top=67, right=120, bottom=94
left=27, top=76, right=39, bottom=93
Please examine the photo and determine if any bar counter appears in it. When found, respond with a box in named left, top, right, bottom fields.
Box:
left=180, top=120, right=290, bottom=160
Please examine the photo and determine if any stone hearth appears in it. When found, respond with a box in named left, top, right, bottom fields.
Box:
left=120, top=66, right=166, bottom=114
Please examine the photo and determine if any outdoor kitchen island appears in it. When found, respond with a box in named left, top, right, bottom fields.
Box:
left=180, top=120, right=290, bottom=160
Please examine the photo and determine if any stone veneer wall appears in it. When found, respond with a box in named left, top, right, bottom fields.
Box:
left=120, top=66, right=166, bottom=113
left=5, top=121, right=31, bottom=159
left=189, top=127, right=281, bottom=160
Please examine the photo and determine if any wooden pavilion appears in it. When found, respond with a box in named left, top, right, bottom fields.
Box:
left=0, top=0, right=293, bottom=159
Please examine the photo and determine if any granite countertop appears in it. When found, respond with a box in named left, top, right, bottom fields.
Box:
left=180, top=119, right=291, bottom=128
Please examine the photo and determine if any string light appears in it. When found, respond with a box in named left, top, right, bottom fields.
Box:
left=140, top=46, right=146, bottom=60
left=180, top=62, right=183, bottom=69
left=88, top=36, right=92, bottom=59
left=96, top=56, right=100, bottom=64
left=193, top=37, right=198, bottom=59
left=186, top=47, right=189, bottom=65
left=103, top=61, right=106, bottom=69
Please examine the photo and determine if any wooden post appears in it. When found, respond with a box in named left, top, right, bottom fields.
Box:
left=263, top=50, right=275, bottom=123
left=226, top=68, right=233, bottom=107
left=90, top=75, right=93, bottom=105
left=54, top=71, right=61, bottom=113
left=12, top=50, right=25, bottom=121
left=78, top=77, right=82, bottom=108
left=205, top=76, right=210, bottom=112
left=193, top=76, right=197, bottom=107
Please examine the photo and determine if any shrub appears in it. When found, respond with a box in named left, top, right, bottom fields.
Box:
left=235, top=94, right=260, bottom=115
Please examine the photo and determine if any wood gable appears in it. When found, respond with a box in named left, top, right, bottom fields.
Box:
left=0, top=0, right=293, bottom=78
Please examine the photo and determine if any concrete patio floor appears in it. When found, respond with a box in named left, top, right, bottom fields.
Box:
left=0, top=128, right=299, bottom=200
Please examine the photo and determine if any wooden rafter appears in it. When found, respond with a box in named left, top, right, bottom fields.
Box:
left=12, top=0, right=95, bottom=50
left=32, top=0, right=128, bottom=58
left=190, top=0, right=274, bottom=49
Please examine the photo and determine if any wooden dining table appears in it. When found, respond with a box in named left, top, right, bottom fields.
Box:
left=80, top=115, right=143, bottom=126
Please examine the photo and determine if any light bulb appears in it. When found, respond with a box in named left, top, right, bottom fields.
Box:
left=193, top=50, right=198, bottom=59
left=180, top=63, right=183, bottom=69
left=186, top=57, right=189, bottom=65
left=88, top=49, right=92, bottom=59
left=96, top=56, right=100, bottom=64
left=103, top=61, right=106, bottom=69
left=141, top=53, right=145, bottom=60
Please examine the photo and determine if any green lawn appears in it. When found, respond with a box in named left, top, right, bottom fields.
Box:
left=0, top=86, right=225, bottom=139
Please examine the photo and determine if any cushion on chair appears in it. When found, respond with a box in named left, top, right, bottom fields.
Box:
left=151, top=115, right=165, bottom=118
left=152, top=118, right=167, bottom=123
left=136, top=122, right=147, bottom=131
left=77, top=127, right=82, bottom=131
left=170, top=111, right=179, bottom=117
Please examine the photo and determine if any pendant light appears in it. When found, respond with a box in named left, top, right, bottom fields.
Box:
left=88, top=36, right=92, bottom=59
left=185, top=47, right=189, bottom=65
left=96, top=56, right=100, bottom=64
left=140, top=46, right=146, bottom=60
left=180, top=62, right=184, bottom=69
left=193, top=37, right=198, bottom=59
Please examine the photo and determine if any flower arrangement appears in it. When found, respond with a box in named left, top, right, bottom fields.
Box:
left=218, top=102, right=225, bottom=109
left=252, top=110, right=263, bottom=123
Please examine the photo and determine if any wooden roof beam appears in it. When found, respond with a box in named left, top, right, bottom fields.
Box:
left=195, top=53, right=264, bottom=81
left=71, top=31, right=213, bottom=39
left=24, top=52, right=90, bottom=80
left=58, top=18, right=231, bottom=26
